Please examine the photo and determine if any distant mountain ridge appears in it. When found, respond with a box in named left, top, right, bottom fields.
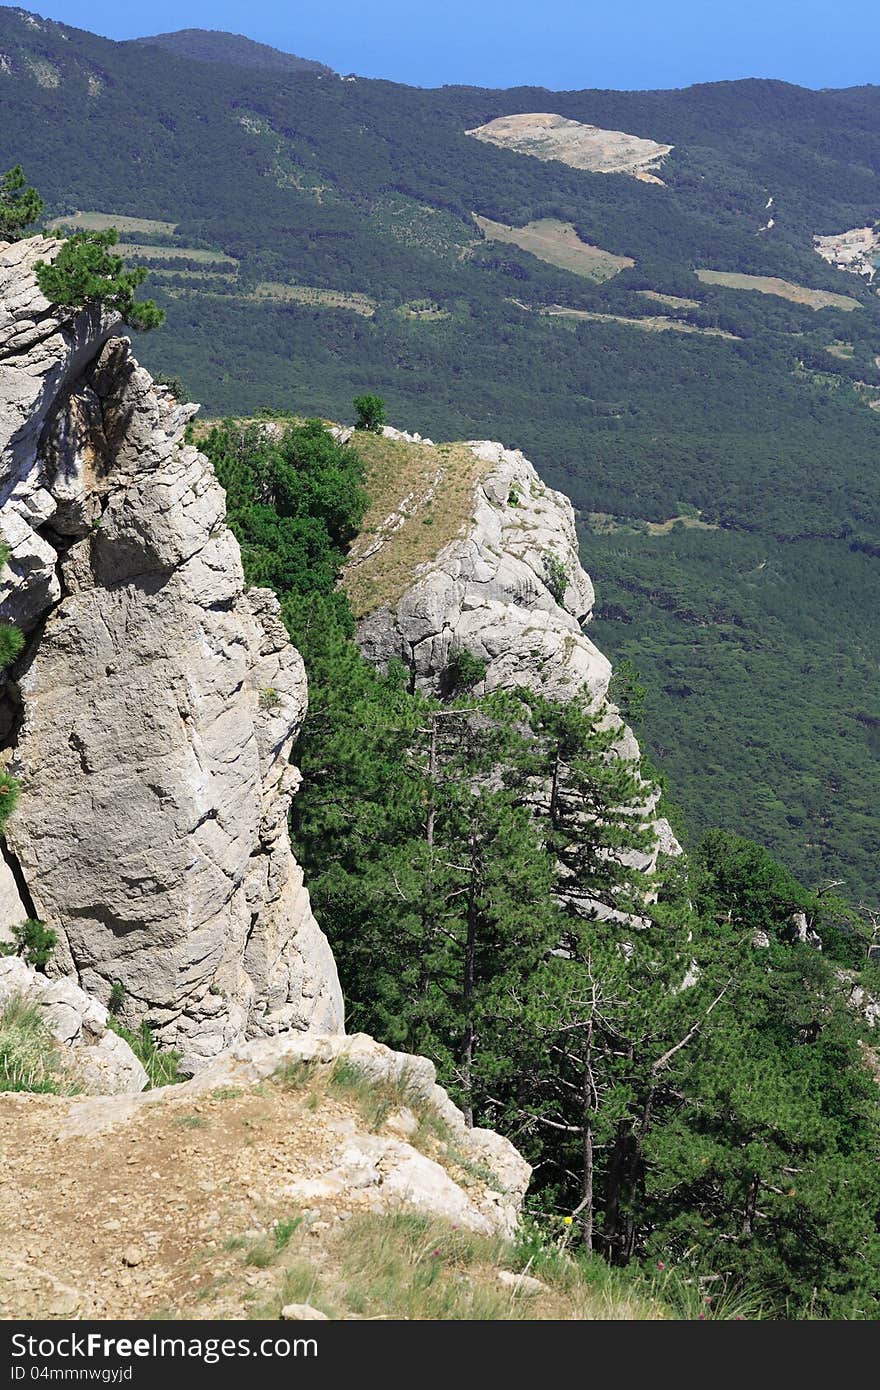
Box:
left=132, top=27, right=334, bottom=77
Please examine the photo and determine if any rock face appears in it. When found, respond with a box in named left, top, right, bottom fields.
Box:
left=356, top=438, right=612, bottom=703
left=349, top=435, right=679, bottom=877
left=0, top=955, right=147, bottom=1093
left=0, top=236, right=343, bottom=1069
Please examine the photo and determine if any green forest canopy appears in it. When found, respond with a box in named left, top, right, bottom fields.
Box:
left=1, top=4, right=878, bottom=894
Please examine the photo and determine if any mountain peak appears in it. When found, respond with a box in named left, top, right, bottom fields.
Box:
left=131, top=28, right=334, bottom=77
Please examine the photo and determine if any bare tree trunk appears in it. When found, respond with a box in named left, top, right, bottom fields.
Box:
left=461, top=824, right=478, bottom=1128
left=418, top=714, right=438, bottom=999
left=582, top=1017, right=595, bottom=1251
left=742, top=1173, right=760, bottom=1237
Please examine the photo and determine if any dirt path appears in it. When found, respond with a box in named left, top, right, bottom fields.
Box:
left=0, top=1081, right=356, bottom=1319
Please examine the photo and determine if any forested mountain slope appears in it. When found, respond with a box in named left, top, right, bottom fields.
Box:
left=133, top=28, right=334, bottom=77
left=1, top=6, right=877, bottom=897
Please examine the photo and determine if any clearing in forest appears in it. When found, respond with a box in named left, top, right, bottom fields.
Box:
left=585, top=511, right=717, bottom=536
left=636, top=290, right=701, bottom=310
left=695, top=269, right=860, bottom=312
left=145, top=269, right=238, bottom=284
left=115, top=243, right=238, bottom=267
left=248, top=283, right=376, bottom=315
left=474, top=215, right=633, bottom=281
left=47, top=211, right=179, bottom=236
left=512, top=301, right=739, bottom=339
left=465, top=113, right=672, bottom=182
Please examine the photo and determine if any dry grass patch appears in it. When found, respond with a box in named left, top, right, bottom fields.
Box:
left=238, top=1208, right=674, bottom=1321
left=636, top=289, right=701, bottom=310
left=519, top=301, right=738, bottom=339
left=148, top=269, right=239, bottom=284
left=585, top=511, right=717, bottom=536
left=248, top=283, right=376, bottom=315
left=341, top=433, right=488, bottom=619
left=331, top=1212, right=671, bottom=1321
left=0, top=998, right=77, bottom=1095
left=47, top=211, right=179, bottom=236
left=116, top=244, right=238, bottom=267
left=645, top=514, right=717, bottom=535
left=465, top=113, right=671, bottom=181
left=695, top=269, right=860, bottom=311
left=474, top=215, right=633, bottom=281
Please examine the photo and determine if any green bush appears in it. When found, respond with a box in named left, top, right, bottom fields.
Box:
left=353, top=393, right=387, bottom=433
left=0, top=919, right=56, bottom=971
left=201, top=418, right=367, bottom=599
left=153, top=373, right=189, bottom=402
left=0, top=624, right=24, bottom=673
left=35, top=229, right=164, bottom=331
left=443, top=648, right=487, bottom=695
left=0, top=772, right=20, bottom=837
left=542, top=551, right=568, bottom=605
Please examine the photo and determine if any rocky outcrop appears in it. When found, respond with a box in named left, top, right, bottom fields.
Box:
left=0, top=1027, right=534, bottom=1320
left=0, top=954, right=147, bottom=1093
left=813, top=225, right=879, bottom=284
left=0, top=236, right=343, bottom=1069
left=349, top=434, right=679, bottom=876
left=186, top=1031, right=530, bottom=1236
left=355, top=438, right=612, bottom=704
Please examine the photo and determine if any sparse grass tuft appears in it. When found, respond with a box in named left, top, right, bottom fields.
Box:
left=107, top=1019, right=183, bottom=1088
left=250, top=1260, right=331, bottom=1320
left=327, top=1057, right=435, bottom=1136
left=0, top=996, right=77, bottom=1094
left=273, top=1057, right=321, bottom=1091
left=212, top=1086, right=243, bottom=1101
left=273, top=1216, right=303, bottom=1252
left=224, top=1213, right=304, bottom=1272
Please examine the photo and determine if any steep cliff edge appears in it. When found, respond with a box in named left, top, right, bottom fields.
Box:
left=343, top=428, right=679, bottom=873
left=0, top=237, right=343, bottom=1069
left=347, top=434, right=611, bottom=703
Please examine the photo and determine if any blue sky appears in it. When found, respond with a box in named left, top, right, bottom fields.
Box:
left=17, top=1, right=880, bottom=90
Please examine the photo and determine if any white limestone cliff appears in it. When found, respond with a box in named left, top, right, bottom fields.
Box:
left=0, top=236, right=343, bottom=1071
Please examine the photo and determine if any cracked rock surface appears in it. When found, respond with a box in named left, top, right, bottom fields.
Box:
left=354, top=438, right=612, bottom=703
left=0, top=237, right=343, bottom=1068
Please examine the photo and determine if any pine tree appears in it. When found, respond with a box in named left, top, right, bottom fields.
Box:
left=0, top=165, right=43, bottom=242
left=34, top=230, right=163, bottom=330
